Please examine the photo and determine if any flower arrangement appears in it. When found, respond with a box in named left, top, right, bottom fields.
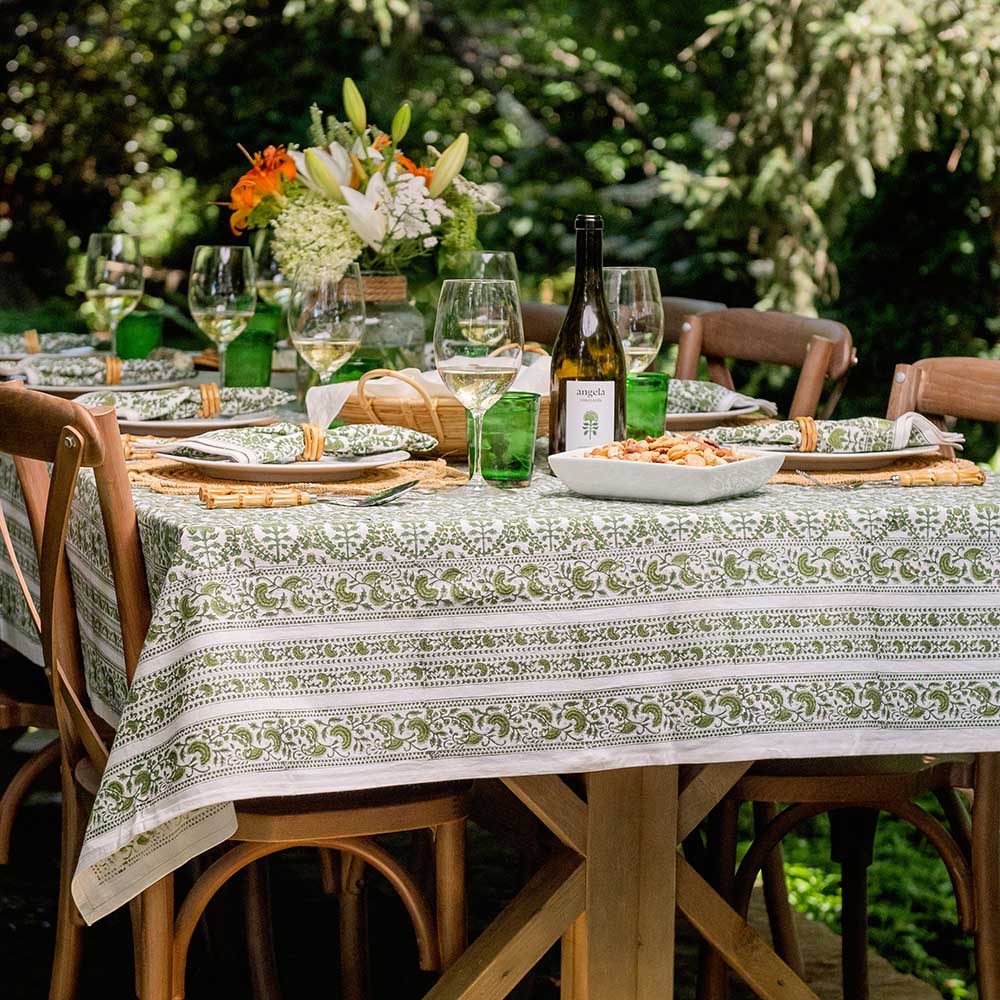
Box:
left=223, top=79, right=496, bottom=281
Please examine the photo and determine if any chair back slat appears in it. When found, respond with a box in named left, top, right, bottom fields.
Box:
left=887, top=358, right=1000, bottom=424
left=520, top=302, right=566, bottom=347
left=660, top=296, right=725, bottom=344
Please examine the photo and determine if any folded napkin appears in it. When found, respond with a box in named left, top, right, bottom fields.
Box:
left=0, top=331, right=96, bottom=355
left=75, top=386, right=293, bottom=421
left=7, top=349, right=194, bottom=386
left=154, top=421, right=438, bottom=464
left=666, top=379, right=777, bottom=416
left=703, top=413, right=963, bottom=453
left=306, top=357, right=551, bottom=428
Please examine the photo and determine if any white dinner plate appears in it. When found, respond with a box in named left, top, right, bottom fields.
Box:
left=662, top=405, right=760, bottom=431
left=118, top=415, right=278, bottom=437
left=765, top=444, right=942, bottom=471
left=27, top=380, right=194, bottom=400
left=167, top=450, right=410, bottom=483
left=548, top=447, right=784, bottom=504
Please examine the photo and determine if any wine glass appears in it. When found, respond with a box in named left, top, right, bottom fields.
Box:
left=84, top=233, right=144, bottom=356
left=603, top=267, right=664, bottom=372
left=287, top=264, right=366, bottom=383
left=188, top=245, right=257, bottom=387
left=444, top=251, right=520, bottom=288
left=434, top=279, right=524, bottom=492
left=253, top=229, right=290, bottom=311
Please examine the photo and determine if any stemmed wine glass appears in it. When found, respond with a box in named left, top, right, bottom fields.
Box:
left=253, top=229, right=290, bottom=311
left=84, top=233, right=144, bottom=356
left=604, top=267, right=664, bottom=372
left=188, top=245, right=257, bottom=387
left=443, top=250, right=520, bottom=288
left=434, top=279, right=524, bottom=492
left=286, top=264, right=366, bottom=383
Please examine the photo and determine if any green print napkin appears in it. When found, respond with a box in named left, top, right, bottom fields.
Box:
left=703, top=413, right=964, bottom=453
left=75, top=386, right=294, bottom=422
left=666, top=379, right=778, bottom=416
left=0, top=332, right=96, bottom=354
left=9, top=351, right=195, bottom=386
left=155, top=421, right=438, bottom=464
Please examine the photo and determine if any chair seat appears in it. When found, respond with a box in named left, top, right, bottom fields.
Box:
left=734, top=754, right=974, bottom=803
left=234, top=780, right=472, bottom=842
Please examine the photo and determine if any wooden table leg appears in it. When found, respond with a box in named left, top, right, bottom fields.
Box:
left=587, top=766, right=679, bottom=1000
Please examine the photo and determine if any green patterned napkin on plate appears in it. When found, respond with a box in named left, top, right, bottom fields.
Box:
left=666, top=379, right=777, bottom=416
left=9, top=350, right=194, bottom=386
left=75, top=386, right=293, bottom=421
left=154, top=421, right=438, bottom=464
left=703, top=413, right=963, bottom=453
left=0, top=332, right=96, bottom=354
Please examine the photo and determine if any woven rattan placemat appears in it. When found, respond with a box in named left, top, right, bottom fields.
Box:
left=771, top=456, right=981, bottom=486
left=127, top=457, right=467, bottom=497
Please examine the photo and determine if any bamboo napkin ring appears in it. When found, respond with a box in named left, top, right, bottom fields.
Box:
left=105, top=356, right=122, bottom=385
left=200, top=486, right=312, bottom=509
left=297, top=423, right=324, bottom=462
left=23, top=329, right=40, bottom=354
left=794, top=416, right=817, bottom=452
left=197, top=382, right=221, bottom=418
left=897, top=468, right=986, bottom=487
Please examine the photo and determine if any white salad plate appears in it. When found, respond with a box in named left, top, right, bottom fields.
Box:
left=661, top=405, right=759, bottom=431
left=547, top=447, right=784, bottom=504
left=118, top=415, right=278, bottom=437
left=167, top=450, right=410, bottom=483
left=768, top=444, right=941, bottom=471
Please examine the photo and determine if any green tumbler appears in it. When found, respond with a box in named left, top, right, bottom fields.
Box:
left=467, top=392, right=541, bottom=486
left=625, top=372, right=670, bottom=439
left=115, top=311, right=163, bottom=360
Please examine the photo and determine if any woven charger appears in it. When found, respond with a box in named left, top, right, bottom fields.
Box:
left=771, top=455, right=981, bottom=486
left=337, top=345, right=551, bottom=459
left=127, top=457, right=466, bottom=497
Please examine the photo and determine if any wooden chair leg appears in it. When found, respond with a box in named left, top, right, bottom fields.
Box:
left=435, top=819, right=467, bottom=970
left=244, top=859, right=281, bottom=1000
left=696, top=798, right=738, bottom=1000
left=973, top=753, right=1000, bottom=1000
left=339, top=852, right=368, bottom=1000
left=49, top=768, right=85, bottom=1000
left=560, top=913, right=587, bottom=999
left=754, top=802, right=805, bottom=977
left=830, top=808, right=879, bottom=1000
left=0, top=737, right=59, bottom=863
left=139, top=874, right=174, bottom=1000
left=319, top=848, right=339, bottom=896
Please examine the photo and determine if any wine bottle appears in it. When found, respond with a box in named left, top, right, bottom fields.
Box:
left=549, top=214, right=626, bottom=454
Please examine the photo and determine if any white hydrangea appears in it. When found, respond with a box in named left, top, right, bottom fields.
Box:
left=383, top=174, right=453, bottom=242
left=271, top=192, right=363, bottom=281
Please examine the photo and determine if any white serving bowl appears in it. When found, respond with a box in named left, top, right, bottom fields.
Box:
left=547, top=447, right=784, bottom=504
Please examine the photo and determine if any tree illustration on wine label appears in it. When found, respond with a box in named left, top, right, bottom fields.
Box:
left=583, top=410, right=599, bottom=439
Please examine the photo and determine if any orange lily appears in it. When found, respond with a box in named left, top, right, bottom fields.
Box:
left=224, top=144, right=296, bottom=235
left=395, top=152, right=434, bottom=188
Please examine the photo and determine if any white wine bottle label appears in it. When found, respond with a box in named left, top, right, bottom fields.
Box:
left=565, top=381, right=616, bottom=450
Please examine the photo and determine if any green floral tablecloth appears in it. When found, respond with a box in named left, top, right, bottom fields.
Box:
left=3, top=458, right=1000, bottom=923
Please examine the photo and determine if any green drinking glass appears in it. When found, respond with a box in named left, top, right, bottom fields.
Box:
left=625, top=372, right=670, bottom=439
left=115, top=311, right=163, bottom=360
left=224, top=320, right=277, bottom=388
left=467, top=391, right=541, bottom=486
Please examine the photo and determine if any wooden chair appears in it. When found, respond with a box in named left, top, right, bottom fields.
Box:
left=887, top=356, right=1000, bottom=458
left=0, top=383, right=469, bottom=1000
left=675, top=308, right=857, bottom=418
left=660, top=295, right=725, bottom=345
left=699, top=356, right=1000, bottom=1000
left=520, top=301, right=566, bottom=347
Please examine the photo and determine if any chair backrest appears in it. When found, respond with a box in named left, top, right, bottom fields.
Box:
left=521, top=302, right=566, bottom=347
left=675, top=308, right=857, bottom=419
left=660, top=296, right=726, bottom=344
left=886, top=357, right=1000, bottom=424
left=0, top=384, right=152, bottom=778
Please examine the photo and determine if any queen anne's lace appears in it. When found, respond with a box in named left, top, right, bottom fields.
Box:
left=383, top=174, right=453, bottom=241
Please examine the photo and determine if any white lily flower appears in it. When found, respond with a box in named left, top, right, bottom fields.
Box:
left=341, top=172, right=390, bottom=249
left=351, top=136, right=384, bottom=164
left=289, top=144, right=352, bottom=201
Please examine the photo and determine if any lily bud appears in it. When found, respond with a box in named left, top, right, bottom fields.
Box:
left=304, top=148, right=346, bottom=203
left=391, top=103, right=412, bottom=145
left=343, top=78, right=367, bottom=137
left=427, top=132, right=469, bottom=198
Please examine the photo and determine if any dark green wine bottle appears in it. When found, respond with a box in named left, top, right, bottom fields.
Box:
left=549, top=214, right=626, bottom=454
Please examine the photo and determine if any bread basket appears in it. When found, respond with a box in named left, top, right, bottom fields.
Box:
left=337, top=345, right=550, bottom=458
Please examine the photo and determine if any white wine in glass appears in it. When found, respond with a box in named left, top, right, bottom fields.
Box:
left=84, top=233, right=144, bottom=356
left=188, top=245, right=257, bottom=387
left=434, top=278, right=524, bottom=492
left=604, top=266, right=664, bottom=373
left=287, top=264, right=365, bottom=382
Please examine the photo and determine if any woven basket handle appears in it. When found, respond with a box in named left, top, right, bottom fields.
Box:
left=488, top=342, right=549, bottom=358
left=356, top=368, right=447, bottom=443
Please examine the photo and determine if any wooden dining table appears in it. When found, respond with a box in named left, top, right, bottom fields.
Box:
left=2, top=454, right=1000, bottom=999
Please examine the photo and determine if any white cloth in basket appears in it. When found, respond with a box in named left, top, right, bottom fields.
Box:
left=306, top=357, right=551, bottom=429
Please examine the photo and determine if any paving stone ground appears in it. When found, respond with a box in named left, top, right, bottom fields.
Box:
left=0, top=735, right=943, bottom=999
